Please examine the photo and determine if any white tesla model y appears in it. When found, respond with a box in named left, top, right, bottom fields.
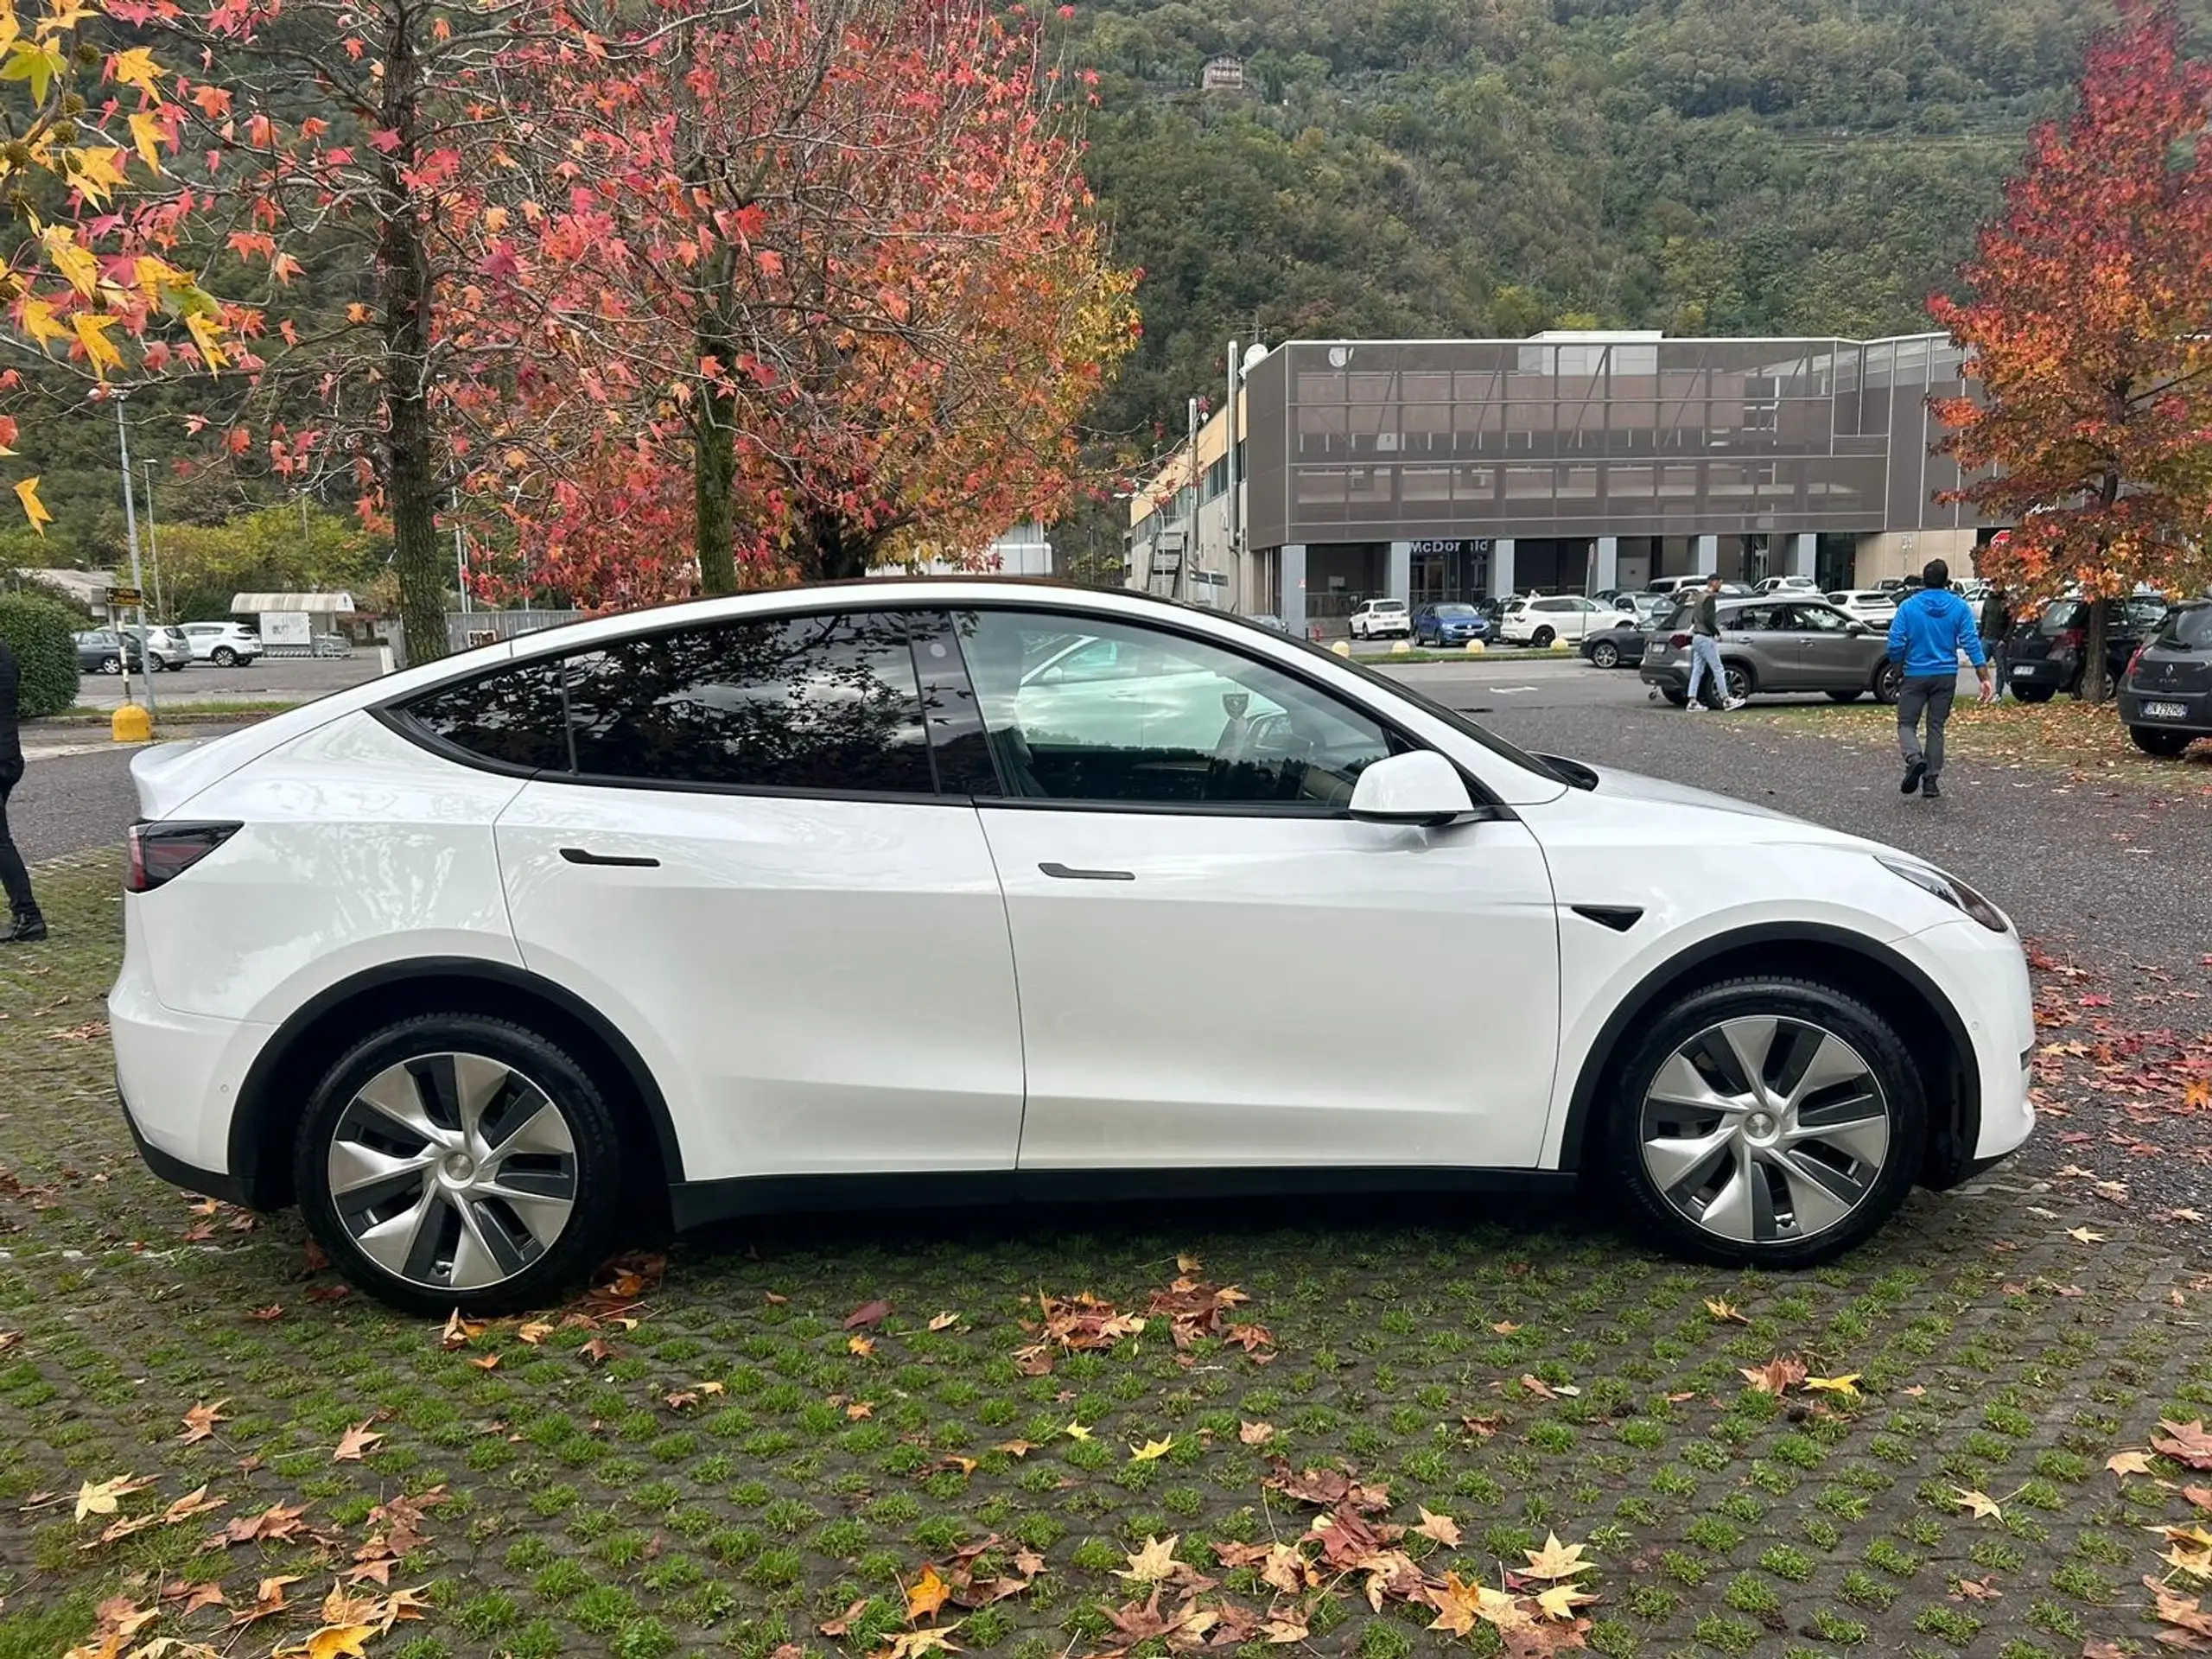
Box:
left=110, top=582, right=2034, bottom=1313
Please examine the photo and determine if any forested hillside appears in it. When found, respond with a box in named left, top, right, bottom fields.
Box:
left=1068, top=0, right=2193, bottom=448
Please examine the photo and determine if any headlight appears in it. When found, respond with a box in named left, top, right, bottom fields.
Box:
left=1878, top=856, right=2010, bottom=933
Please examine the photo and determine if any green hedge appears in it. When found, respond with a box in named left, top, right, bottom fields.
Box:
left=0, top=591, right=80, bottom=720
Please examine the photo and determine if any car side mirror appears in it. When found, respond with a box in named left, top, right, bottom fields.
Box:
left=1349, top=751, right=1477, bottom=828
left=1847, top=623, right=1869, bottom=636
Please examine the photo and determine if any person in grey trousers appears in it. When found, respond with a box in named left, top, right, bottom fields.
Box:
left=1886, top=560, right=1996, bottom=801
left=0, top=637, right=47, bottom=943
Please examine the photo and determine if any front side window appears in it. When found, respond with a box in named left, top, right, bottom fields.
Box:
left=957, top=610, right=1402, bottom=810
left=1783, top=604, right=1853, bottom=632
left=566, top=612, right=934, bottom=794
left=402, top=658, right=574, bottom=772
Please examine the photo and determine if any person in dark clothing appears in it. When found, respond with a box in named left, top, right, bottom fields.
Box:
left=1979, top=583, right=2013, bottom=701
left=1683, top=575, right=1743, bottom=711
left=0, top=638, right=46, bottom=942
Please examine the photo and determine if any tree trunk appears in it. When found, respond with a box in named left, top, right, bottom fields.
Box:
left=2082, top=594, right=2112, bottom=702
left=378, top=0, right=448, bottom=665
left=798, top=507, right=879, bottom=582
left=693, top=383, right=739, bottom=594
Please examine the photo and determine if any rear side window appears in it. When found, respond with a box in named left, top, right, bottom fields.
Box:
left=2160, top=606, right=2212, bottom=648
left=565, top=611, right=935, bottom=794
left=402, top=658, right=573, bottom=772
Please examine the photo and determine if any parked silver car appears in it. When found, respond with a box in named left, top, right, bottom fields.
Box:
left=1639, top=597, right=1905, bottom=706
left=121, top=625, right=193, bottom=671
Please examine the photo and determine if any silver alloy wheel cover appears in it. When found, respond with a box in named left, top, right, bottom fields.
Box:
left=327, top=1051, right=579, bottom=1291
left=1638, top=1015, right=1891, bottom=1245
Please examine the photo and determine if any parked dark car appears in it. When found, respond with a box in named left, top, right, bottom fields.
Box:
left=73, top=629, right=143, bottom=675
left=2119, top=601, right=2211, bottom=756
left=1640, top=598, right=1903, bottom=706
left=2004, top=595, right=2171, bottom=702
left=1581, top=594, right=1677, bottom=669
left=1412, top=602, right=1490, bottom=646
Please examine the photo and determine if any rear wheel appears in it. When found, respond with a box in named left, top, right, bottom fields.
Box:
left=296, top=1013, right=625, bottom=1315
left=212, top=647, right=237, bottom=667
left=1826, top=690, right=1864, bottom=703
left=2015, top=685, right=2054, bottom=704
left=1660, top=688, right=1688, bottom=708
left=1531, top=626, right=1556, bottom=648
left=2129, top=726, right=2196, bottom=758
left=1590, top=640, right=1621, bottom=670
left=1604, top=977, right=1926, bottom=1268
left=1872, top=662, right=1904, bottom=705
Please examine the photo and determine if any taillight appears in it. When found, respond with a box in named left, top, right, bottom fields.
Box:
left=2056, top=628, right=2084, bottom=652
left=1669, top=632, right=1691, bottom=648
left=126, top=822, right=241, bottom=893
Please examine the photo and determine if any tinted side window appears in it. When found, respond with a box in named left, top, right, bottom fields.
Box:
left=402, top=659, right=574, bottom=772
left=567, top=613, right=935, bottom=794
left=958, top=610, right=1402, bottom=810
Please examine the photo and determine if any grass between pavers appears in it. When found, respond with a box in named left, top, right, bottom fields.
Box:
left=1745, top=698, right=2212, bottom=790
left=3, top=861, right=2212, bottom=1659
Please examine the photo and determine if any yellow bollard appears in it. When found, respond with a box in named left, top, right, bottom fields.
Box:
left=1330, top=640, right=1351, bottom=657
left=1390, top=639, right=1411, bottom=654
left=111, top=702, right=152, bottom=743
left=1465, top=639, right=1484, bottom=654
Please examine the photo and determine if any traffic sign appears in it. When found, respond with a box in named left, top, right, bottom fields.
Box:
left=106, top=586, right=143, bottom=607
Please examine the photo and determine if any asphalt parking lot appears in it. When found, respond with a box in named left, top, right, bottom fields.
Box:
left=71, top=651, right=385, bottom=710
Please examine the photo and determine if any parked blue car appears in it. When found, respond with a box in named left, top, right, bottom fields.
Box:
left=1412, top=603, right=1490, bottom=646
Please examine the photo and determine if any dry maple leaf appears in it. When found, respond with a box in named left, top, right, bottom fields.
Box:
left=579, top=1336, right=618, bottom=1365
left=2107, top=1449, right=2155, bottom=1478
left=1952, top=1487, right=2004, bottom=1521
left=1804, top=1373, right=1862, bottom=1398
left=1739, top=1357, right=1808, bottom=1395
left=874, top=1624, right=963, bottom=1659
left=1535, top=1581, right=1597, bottom=1620
left=161, top=1485, right=224, bottom=1525
left=232, top=1574, right=302, bottom=1626
left=1413, top=1507, right=1462, bottom=1548
left=1427, top=1573, right=1521, bottom=1637
left=845, top=1298, right=893, bottom=1330
left=1128, top=1437, right=1173, bottom=1462
left=378, top=1587, right=431, bottom=1632
left=1520, top=1533, right=1592, bottom=1581
left=849, top=1402, right=875, bottom=1421
left=247, top=1305, right=284, bottom=1322
left=179, top=1401, right=229, bottom=1445
left=75, top=1475, right=154, bottom=1522
left=1704, top=1298, right=1748, bottom=1323
left=2156, top=1421, right=2212, bottom=1471
left=1953, top=1575, right=2001, bottom=1601
left=819, top=1597, right=868, bottom=1637
left=333, top=1422, right=383, bottom=1462
left=1117, top=1535, right=1179, bottom=1585
left=1260, top=1612, right=1311, bottom=1644
left=515, top=1321, right=553, bottom=1345
left=848, top=1335, right=876, bottom=1357
left=1238, top=1421, right=1274, bottom=1446
left=928, top=1311, right=962, bottom=1331
left=906, top=1563, right=950, bottom=1624
left=2068, top=1226, right=2107, bottom=1244
left=992, top=1438, right=1033, bottom=1456
left=438, top=1309, right=485, bottom=1350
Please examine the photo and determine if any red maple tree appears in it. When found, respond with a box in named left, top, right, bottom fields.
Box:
left=1930, top=0, right=2212, bottom=700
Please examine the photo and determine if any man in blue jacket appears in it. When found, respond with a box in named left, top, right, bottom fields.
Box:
left=1886, top=559, right=1996, bottom=800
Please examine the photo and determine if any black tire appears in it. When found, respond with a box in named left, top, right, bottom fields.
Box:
left=1872, top=662, right=1904, bottom=706
left=1723, top=662, right=1752, bottom=703
left=99, top=655, right=121, bottom=676
left=1660, top=687, right=1688, bottom=707
left=212, top=647, right=237, bottom=667
left=1531, top=626, right=1556, bottom=648
left=1826, top=690, right=1864, bottom=703
left=2014, top=685, right=2054, bottom=704
left=1590, top=640, right=1621, bottom=670
left=2129, top=726, right=2195, bottom=758
left=1602, top=976, right=1928, bottom=1268
left=295, top=1013, right=626, bottom=1316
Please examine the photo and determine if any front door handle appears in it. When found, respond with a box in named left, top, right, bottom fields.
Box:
left=560, top=847, right=660, bottom=868
left=1039, top=862, right=1135, bottom=882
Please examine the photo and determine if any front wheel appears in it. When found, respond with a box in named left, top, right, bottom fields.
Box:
left=1603, top=977, right=1926, bottom=1267
left=1590, top=640, right=1621, bottom=670
left=296, top=1014, right=625, bottom=1315
left=99, top=655, right=122, bottom=676
left=1531, top=626, right=1556, bottom=648
left=1826, top=690, right=1864, bottom=704
left=1872, top=662, right=1904, bottom=705
left=2015, top=685, right=2054, bottom=704
left=2130, top=726, right=2196, bottom=758
left=1723, top=663, right=1752, bottom=703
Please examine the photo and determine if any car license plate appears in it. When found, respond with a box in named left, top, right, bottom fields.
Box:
left=2143, top=701, right=2189, bottom=720
left=2010, top=664, right=2033, bottom=677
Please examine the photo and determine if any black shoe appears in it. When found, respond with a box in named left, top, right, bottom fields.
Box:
left=1922, top=779, right=1942, bottom=801
left=1901, top=758, right=1926, bottom=796
left=2, top=912, right=46, bottom=944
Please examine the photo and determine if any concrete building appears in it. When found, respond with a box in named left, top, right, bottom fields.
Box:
left=1200, top=54, right=1245, bottom=91
left=1127, top=331, right=2004, bottom=634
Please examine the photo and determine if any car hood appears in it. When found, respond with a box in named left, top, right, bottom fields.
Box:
left=1548, top=760, right=1886, bottom=849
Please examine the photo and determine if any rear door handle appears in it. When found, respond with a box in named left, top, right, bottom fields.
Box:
left=560, top=847, right=660, bottom=868
left=1039, top=862, right=1135, bottom=882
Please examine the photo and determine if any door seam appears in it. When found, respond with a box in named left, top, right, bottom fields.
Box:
left=969, top=809, right=1032, bottom=1168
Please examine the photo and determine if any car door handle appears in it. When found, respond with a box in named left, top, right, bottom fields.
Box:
left=560, top=847, right=660, bottom=868
left=1039, top=862, right=1135, bottom=882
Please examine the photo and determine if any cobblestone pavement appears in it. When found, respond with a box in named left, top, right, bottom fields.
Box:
left=4, top=792, right=2211, bottom=1658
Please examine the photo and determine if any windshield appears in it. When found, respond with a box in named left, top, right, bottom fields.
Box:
left=1432, top=604, right=1477, bottom=619
left=2038, top=600, right=2088, bottom=634
left=2158, top=604, right=2212, bottom=649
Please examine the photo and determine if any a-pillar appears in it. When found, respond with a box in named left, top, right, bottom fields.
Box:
left=1387, top=541, right=1413, bottom=604
left=1279, top=545, right=1307, bottom=637
left=1488, top=538, right=1516, bottom=600
left=1694, top=534, right=1719, bottom=576
left=1592, top=536, right=1619, bottom=594
left=1788, top=532, right=1817, bottom=582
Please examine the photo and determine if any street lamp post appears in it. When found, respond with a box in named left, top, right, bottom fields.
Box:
left=109, top=391, right=157, bottom=725
left=141, top=461, right=166, bottom=624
